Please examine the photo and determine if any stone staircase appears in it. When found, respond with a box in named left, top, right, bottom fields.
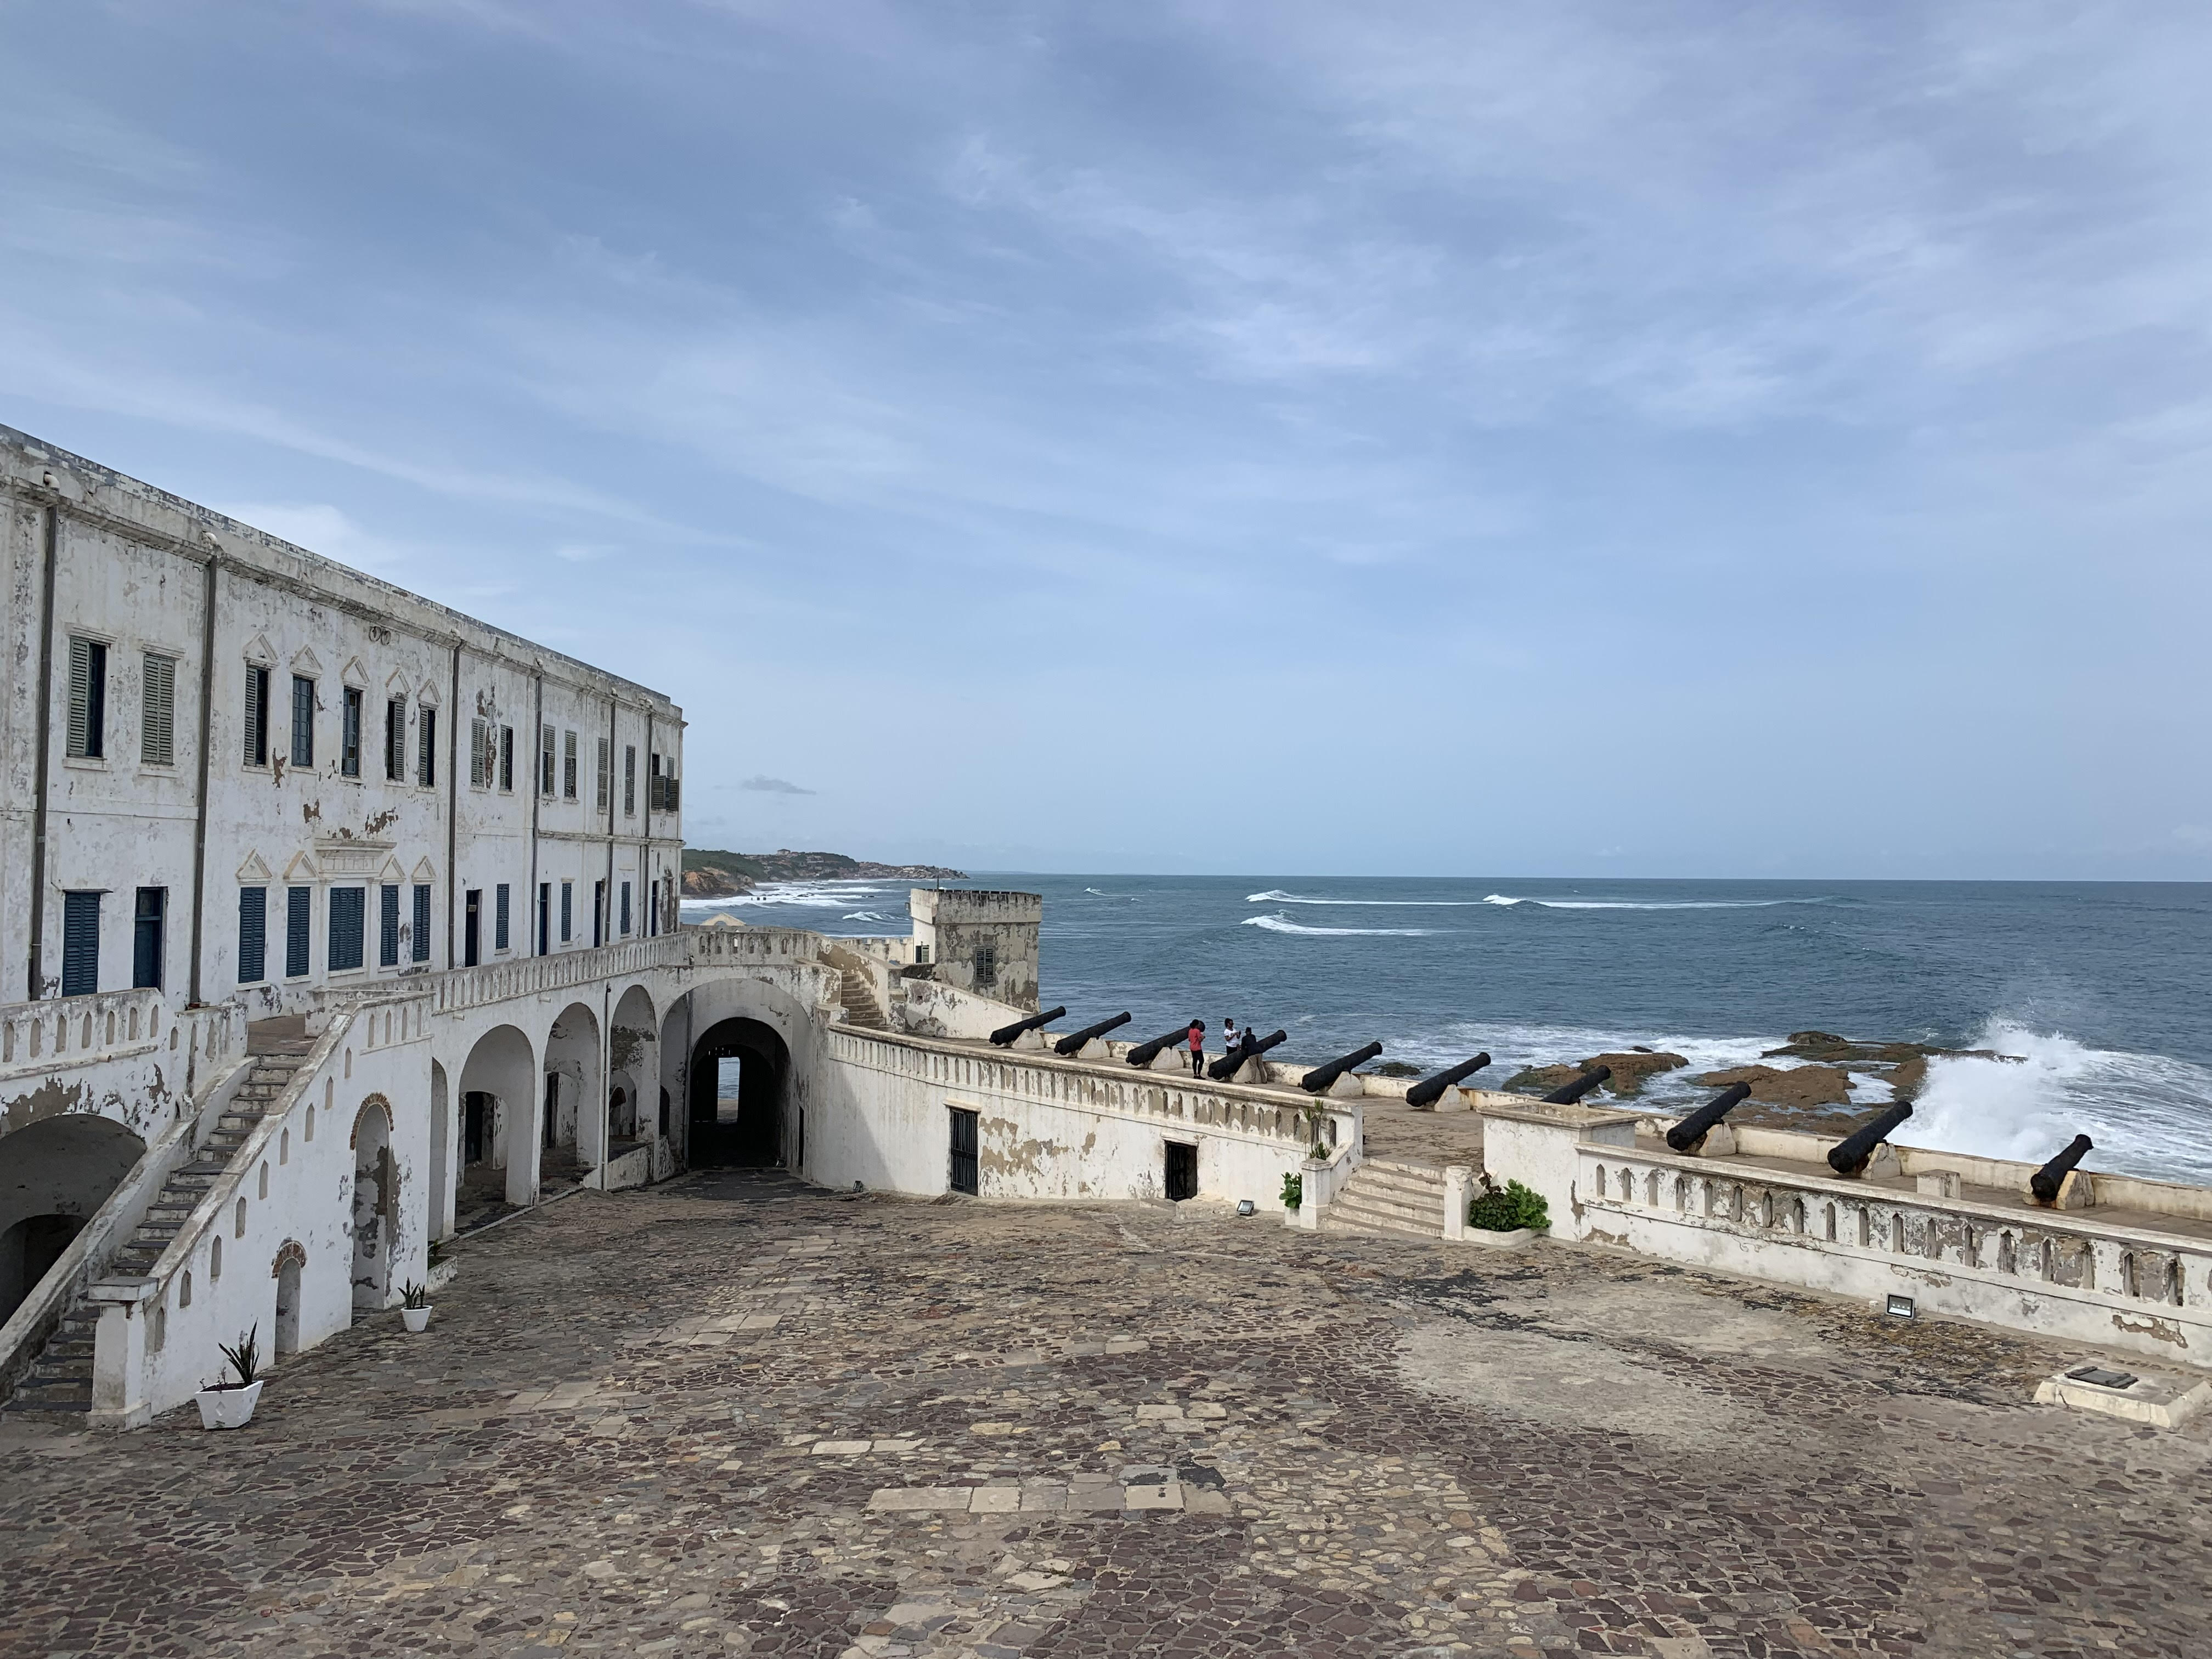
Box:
left=836, top=967, right=889, bottom=1031
left=1323, top=1156, right=1449, bottom=1242
left=2, top=1048, right=310, bottom=1418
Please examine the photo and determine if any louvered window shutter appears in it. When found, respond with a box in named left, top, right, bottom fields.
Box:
left=142, top=654, right=176, bottom=765
left=412, top=884, right=432, bottom=962
left=418, top=708, right=436, bottom=787
left=471, top=719, right=488, bottom=788
left=238, top=887, right=266, bottom=983
left=596, top=736, right=610, bottom=809
left=66, top=639, right=104, bottom=758
left=245, top=668, right=264, bottom=765
left=329, top=887, right=365, bottom=971
left=61, top=891, right=100, bottom=995
left=380, top=883, right=400, bottom=966
left=286, top=886, right=312, bottom=978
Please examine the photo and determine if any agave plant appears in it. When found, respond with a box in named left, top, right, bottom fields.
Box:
left=400, top=1280, right=432, bottom=1311
left=216, top=1324, right=261, bottom=1390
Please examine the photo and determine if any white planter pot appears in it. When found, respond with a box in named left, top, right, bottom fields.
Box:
left=401, top=1305, right=433, bottom=1334
left=195, top=1378, right=264, bottom=1430
left=1462, top=1226, right=1539, bottom=1251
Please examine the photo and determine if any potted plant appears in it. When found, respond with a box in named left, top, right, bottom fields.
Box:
left=1465, top=1177, right=1550, bottom=1248
left=1280, top=1171, right=1303, bottom=1212
left=195, top=1326, right=264, bottom=1430
left=400, top=1280, right=433, bottom=1334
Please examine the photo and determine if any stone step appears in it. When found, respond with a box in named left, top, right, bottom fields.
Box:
left=1350, top=1166, right=1447, bottom=1201
left=1324, top=1199, right=1441, bottom=1242
left=1333, top=1187, right=1442, bottom=1230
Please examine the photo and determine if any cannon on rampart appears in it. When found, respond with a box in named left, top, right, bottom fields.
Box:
left=1541, top=1065, right=1612, bottom=1105
left=2030, top=1133, right=2095, bottom=1205
left=1207, top=1028, right=1286, bottom=1081
left=989, top=1006, right=1066, bottom=1047
left=1301, top=1042, right=1384, bottom=1095
left=1664, top=1082, right=1752, bottom=1153
left=1826, top=1101, right=1914, bottom=1177
left=1125, top=1024, right=1199, bottom=1068
left=1053, top=1011, right=1132, bottom=1057
left=1406, top=1052, right=1491, bottom=1109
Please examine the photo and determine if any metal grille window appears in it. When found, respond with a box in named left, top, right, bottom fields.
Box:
left=380, top=883, right=400, bottom=967
left=412, top=884, right=431, bottom=962
left=499, top=725, right=514, bottom=791
left=341, top=687, right=363, bottom=777
left=624, top=745, right=636, bottom=815
left=385, top=697, right=405, bottom=779
left=285, top=886, right=311, bottom=978
left=133, top=888, right=166, bottom=990
left=329, top=886, right=365, bottom=971
left=562, top=729, right=578, bottom=799
left=619, top=880, right=631, bottom=936
left=471, top=718, right=490, bottom=788
left=540, top=724, right=556, bottom=795
left=417, top=707, right=437, bottom=787
left=244, top=665, right=270, bottom=766
left=495, top=883, right=510, bottom=950
left=290, top=675, right=315, bottom=768
left=66, top=638, right=106, bottom=759
left=973, top=944, right=998, bottom=991
left=141, top=653, right=176, bottom=766
left=61, top=890, right=100, bottom=996
left=560, top=880, right=573, bottom=943
left=596, top=736, right=610, bottom=810
left=238, top=887, right=266, bottom=983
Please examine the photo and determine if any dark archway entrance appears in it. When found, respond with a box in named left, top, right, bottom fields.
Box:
left=688, top=1018, right=789, bottom=1167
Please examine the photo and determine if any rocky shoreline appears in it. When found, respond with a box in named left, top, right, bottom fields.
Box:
left=680, top=848, right=968, bottom=899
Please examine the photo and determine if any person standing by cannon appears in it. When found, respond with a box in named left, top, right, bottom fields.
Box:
left=1222, top=1017, right=1239, bottom=1054
left=1187, top=1019, right=1206, bottom=1077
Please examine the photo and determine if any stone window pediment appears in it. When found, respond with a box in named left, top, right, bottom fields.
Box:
left=314, top=838, right=394, bottom=879
left=236, top=850, right=274, bottom=883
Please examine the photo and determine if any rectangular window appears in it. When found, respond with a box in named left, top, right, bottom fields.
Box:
left=244, top=665, right=270, bottom=766
left=499, top=725, right=514, bottom=791
left=285, top=886, right=311, bottom=978
left=61, top=890, right=100, bottom=995
left=624, top=744, right=636, bottom=816
left=385, top=697, right=405, bottom=780
left=133, top=887, right=166, bottom=990
left=495, top=882, right=511, bottom=950
left=648, top=877, right=659, bottom=937
left=141, top=653, right=177, bottom=766
left=471, top=718, right=489, bottom=789
left=290, top=674, right=315, bottom=768
left=411, top=884, right=431, bottom=962
left=329, top=885, right=365, bottom=971
left=537, top=883, right=550, bottom=955
left=563, top=730, right=577, bottom=799
left=380, top=883, right=400, bottom=967
left=974, top=944, right=998, bottom=991
left=417, top=707, right=437, bottom=787
left=596, top=736, right=610, bottom=810
left=649, top=750, right=661, bottom=811
left=66, top=638, right=107, bottom=760
left=341, top=686, right=363, bottom=777
left=619, top=880, right=631, bottom=936
left=540, top=724, right=556, bottom=795
left=594, top=879, right=605, bottom=948
left=560, top=880, right=573, bottom=943
left=238, top=887, right=266, bottom=984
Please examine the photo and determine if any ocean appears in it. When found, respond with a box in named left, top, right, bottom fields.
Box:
left=681, top=875, right=2212, bottom=1187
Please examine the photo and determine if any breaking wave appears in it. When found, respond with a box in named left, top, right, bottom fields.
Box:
left=1482, top=894, right=1829, bottom=911
left=1243, top=912, right=1433, bottom=938
left=678, top=880, right=889, bottom=912
left=1246, top=889, right=1489, bottom=906
left=842, top=911, right=887, bottom=922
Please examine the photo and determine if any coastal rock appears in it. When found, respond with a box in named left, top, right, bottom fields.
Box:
left=682, top=866, right=752, bottom=899
left=1503, top=1051, right=1687, bottom=1100
left=1691, top=1064, right=1852, bottom=1109
left=1758, top=1030, right=2024, bottom=1104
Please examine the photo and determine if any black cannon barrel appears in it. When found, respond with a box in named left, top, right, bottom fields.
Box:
left=989, top=1006, right=1066, bottom=1047
left=1125, top=1024, right=1199, bottom=1068
left=1406, top=1052, right=1492, bottom=1109
left=1054, top=1011, right=1132, bottom=1057
left=1541, top=1064, right=1612, bottom=1105
left=1301, top=1041, right=1385, bottom=1095
left=1826, top=1101, right=1915, bottom=1176
left=1207, top=1028, right=1286, bottom=1081
left=2030, top=1133, right=2095, bottom=1204
left=1665, top=1082, right=1753, bottom=1152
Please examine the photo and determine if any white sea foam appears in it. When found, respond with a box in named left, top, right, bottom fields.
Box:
left=1482, top=894, right=1827, bottom=910
left=842, top=911, right=887, bottom=922
left=678, top=879, right=889, bottom=912
left=1242, top=912, right=1433, bottom=938
left=1247, top=889, right=1489, bottom=906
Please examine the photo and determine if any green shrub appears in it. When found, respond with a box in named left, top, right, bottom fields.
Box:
left=1468, top=1178, right=1549, bottom=1233
left=1280, top=1172, right=1303, bottom=1211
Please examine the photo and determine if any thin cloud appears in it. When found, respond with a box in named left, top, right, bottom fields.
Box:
left=742, top=776, right=816, bottom=795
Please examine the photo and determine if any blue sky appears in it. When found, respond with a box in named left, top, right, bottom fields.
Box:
left=7, top=2, right=2210, bottom=878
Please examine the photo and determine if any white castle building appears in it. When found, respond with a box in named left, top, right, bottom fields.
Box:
left=5, top=425, right=2210, bottom=1432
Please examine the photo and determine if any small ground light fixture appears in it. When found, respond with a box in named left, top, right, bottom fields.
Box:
left=1886, top=1294, right=1915, bottom=1319
left=1236, top=1199, right=1256, bottom=1217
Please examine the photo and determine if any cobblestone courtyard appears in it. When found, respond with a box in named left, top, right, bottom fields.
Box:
left=5, top=1172, right=2210, bottom=1659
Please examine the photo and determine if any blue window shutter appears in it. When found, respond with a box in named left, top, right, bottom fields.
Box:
left=380, top=884, right=400, bottom=967
left=329, top=887, right=364, bottom=971
left=238, top=888, right=266, bottom=983
left=286, top=887, right=311, bottom=977
left=413, top=885, right=431, bottom=962
left=620, top=881, right=631, bottom=935
left=560, top=882, right=572, bottom=943
left=495, top=884, right=510, bottom=951
left=61, top=891, right=101, bottom=995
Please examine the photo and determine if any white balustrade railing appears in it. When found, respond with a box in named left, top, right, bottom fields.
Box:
left=0, top=986, right=169, bottom=1075
left=431, top=933, right=689, bottom=1016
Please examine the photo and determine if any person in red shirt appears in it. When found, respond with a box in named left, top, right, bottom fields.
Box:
left=1186, top=1020, right=1205, bottom=1077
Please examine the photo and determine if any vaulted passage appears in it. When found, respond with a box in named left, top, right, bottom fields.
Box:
left=0, top=1116, right=147, bottom=1322
left=687, top=1018, right=789, bottom=1168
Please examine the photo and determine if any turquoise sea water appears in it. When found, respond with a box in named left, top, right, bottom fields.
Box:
left=685, top=876, right=2212, bottom=1186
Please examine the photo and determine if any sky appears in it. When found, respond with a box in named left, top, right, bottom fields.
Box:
left=5, top=2, right=2210, bottom=879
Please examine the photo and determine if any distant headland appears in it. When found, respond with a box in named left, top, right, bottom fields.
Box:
left=680, top=848, right=968, bottom=899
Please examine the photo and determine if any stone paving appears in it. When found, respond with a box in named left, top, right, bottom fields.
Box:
left=5, top=1171, right=2212, bottom=1658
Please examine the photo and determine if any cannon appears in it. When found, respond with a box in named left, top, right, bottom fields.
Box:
left=2030, top=1133, right=2095, bottom=1205
left=1406, top=1052, right=1491, bottom=1110
left=1826, top=1101, right=1914, bottom=1177
left=1126, top=1024, right=1200, bottom=1068
left=989, top=1006, right=1065, bottom=1047
left=1664, top=1082, right=1752, bottom=1153
left=1053, top=1011, right=1132, bottom=1057
left=1207, top=1028, right=1286, bottom=1081
left=1541, top=1064, right=1612, bottom=1105
left=1301, top=1041, right=1384, bottom=1095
